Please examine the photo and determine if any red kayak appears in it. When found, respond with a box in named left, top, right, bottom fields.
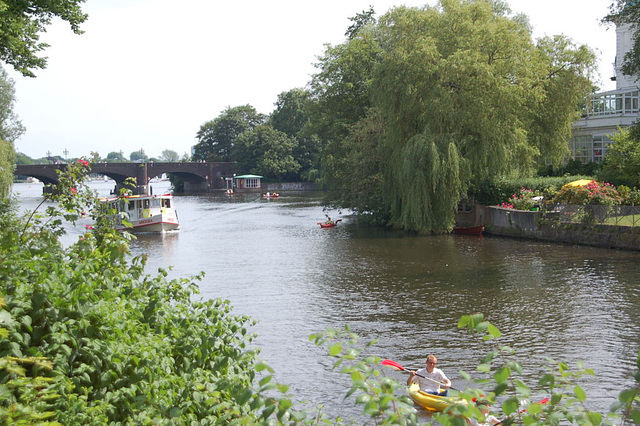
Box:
left=317, top=219, right=342, bottom=228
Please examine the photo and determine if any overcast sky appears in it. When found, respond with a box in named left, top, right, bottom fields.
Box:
left=7, top=0, right=617, bottom=160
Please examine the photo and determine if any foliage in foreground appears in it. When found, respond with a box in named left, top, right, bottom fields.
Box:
left=311, top=314, right=640, bottom=425
left=0, top=159, right=316, bottom=424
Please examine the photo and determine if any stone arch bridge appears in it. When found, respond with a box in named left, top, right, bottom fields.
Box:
left=15, top=162, right=237, bottom=194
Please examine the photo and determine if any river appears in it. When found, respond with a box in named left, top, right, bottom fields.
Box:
left=12, top=181, right=640, bottom=423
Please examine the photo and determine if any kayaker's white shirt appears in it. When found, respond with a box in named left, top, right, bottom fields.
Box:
left=411, top=367, right=449, bottom=393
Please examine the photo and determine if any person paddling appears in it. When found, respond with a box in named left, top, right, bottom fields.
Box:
left=407, top=354, right=452, bottom=396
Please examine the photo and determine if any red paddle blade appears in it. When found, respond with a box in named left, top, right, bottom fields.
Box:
left=381, top=359, right=406, bottom=371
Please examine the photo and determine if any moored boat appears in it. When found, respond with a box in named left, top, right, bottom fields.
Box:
left=99, top=193, right=179, bottom=233
left=452, top=225, right=484, bottom=236
left=408, top=383, right=464, bottom=412
left=263, top=192, right=279, bottom=198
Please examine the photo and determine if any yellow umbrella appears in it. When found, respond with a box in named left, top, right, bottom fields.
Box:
left=563, top=179, right=594, bottom=188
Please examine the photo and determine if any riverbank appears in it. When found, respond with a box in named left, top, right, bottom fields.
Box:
left=456, top=205, right=640, bottom=251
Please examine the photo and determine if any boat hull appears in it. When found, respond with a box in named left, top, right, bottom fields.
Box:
left=318, top=223, right=337, bottom=228
left=452, top=225, right=484, bottom=236
left=408, top=383, right=465, bottom=412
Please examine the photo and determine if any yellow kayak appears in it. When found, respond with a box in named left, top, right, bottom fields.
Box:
left=408, top=383, right=465, bottom=412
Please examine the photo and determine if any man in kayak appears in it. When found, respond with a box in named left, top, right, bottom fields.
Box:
left=407, top=354, right=452, bottom=396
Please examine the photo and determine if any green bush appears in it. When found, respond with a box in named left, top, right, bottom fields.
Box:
left=0, top=159, right=313, bottom=424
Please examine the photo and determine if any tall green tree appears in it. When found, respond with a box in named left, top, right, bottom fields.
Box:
left=193, top=105, right=265, bottom=162
left=106, top=151, right=127, bottom=162
left=269, top=89, right=320, bottom=180
left=0, top=0, right=87, bottom=77
left=0, top=64, right=23, bottom=198
left=309, top=22, right=381, bottom=145
left=312, top=0, right=596, bottom=233
left=605, top=1, right=640, bottom=78
left=0, top=65, right=24, bottom=143
left=159, top=149, right=179, bottom=162
left=527, top=35, right=596, bottom=169
left=598, top=127, right=640, bottom=187
left=0, top=139, right=15, bottom=197
left=129, top=149, right=148, bottom=162
left=233, top=126, right=300, bottom=181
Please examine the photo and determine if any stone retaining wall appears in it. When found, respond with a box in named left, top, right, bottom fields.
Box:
left=459, top=206, right=640, bottom=251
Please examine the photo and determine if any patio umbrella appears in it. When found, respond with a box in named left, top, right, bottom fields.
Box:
left=563, top=179, right=594, bottom=188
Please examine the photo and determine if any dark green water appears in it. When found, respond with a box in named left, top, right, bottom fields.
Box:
left=14, top=182, right=640, bottom=422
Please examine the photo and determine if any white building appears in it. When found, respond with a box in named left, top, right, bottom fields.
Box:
left=571, top=23, right=640, bottom=163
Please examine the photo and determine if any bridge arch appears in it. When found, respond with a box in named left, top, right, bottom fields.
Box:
left=15, top=162, right=237, bottom=195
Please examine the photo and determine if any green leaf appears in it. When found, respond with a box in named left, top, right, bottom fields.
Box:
left=236, top=389, right=252, bottom=405
left=329, top=343, right=342, bottom=356
left=494, top=381, right=509, bottom=396
left=574, top=385, right=586, bottom=402
left=502, top=397, right=519, bottom=415
left=618, top=388, right=637, bottom=403
left=587, top=411, right=602, bottom=425
left=487, top=323, right=502, bottom=338
left=493, top=366, right=511, bottom=382
left=478, top=363, right=491, bottom=373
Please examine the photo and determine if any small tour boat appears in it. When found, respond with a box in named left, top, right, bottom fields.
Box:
left=317, top=219, right=342, bottom=228
left=408, top=383, right=465, bottom=412
left=99, top=193, right=179, bottom=233
left=263, top=192, right=279, bottom=198
left=452, top=225, right=484, bottom=236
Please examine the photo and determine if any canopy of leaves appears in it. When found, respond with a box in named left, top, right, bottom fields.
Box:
left=0, top=0, right=88, bottom=77
left=193, top=105, right=265, bottom=162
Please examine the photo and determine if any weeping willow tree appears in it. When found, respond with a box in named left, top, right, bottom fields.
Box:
left=312, top=0, right=596, bottom=233
left=388, top=134, right=468, bottom=232
left=369, top=0, right=595, bottom=232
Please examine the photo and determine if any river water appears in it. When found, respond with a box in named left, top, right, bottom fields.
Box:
left=12, top=181, right=640, bottom=423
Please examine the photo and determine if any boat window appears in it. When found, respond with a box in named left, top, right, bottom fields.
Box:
left=162, top=199, right=171, bottom=208
left=143, top=199, right=150, bottom=209
left=127, top=200, right=134, bottom=211
left=151, top=199, right=161, bottom=208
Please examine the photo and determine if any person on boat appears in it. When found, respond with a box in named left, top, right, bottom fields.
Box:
left=469, top=398, right=500, bottom=426
left=407, top=354, right=452, bottom=396
left=324, top=216, right=335, bottom=225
